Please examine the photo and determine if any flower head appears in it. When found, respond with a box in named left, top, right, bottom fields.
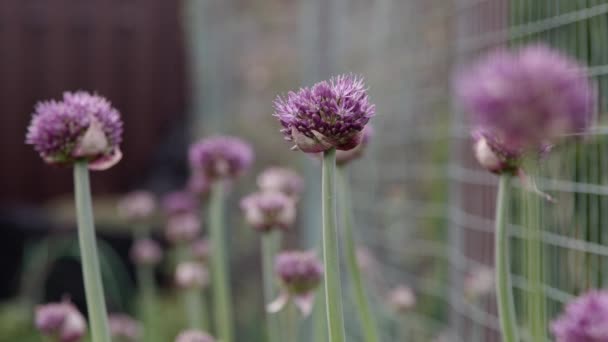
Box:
left=457, top=44, right=593, bottom=165
left=175, top=262, right=209, bottom=289
left=26, top=91, right=123, bottom=170
left=175, top=330, right=216, bottom=342
left=117, top=191, right=157, bottom=221
left=162, top=191, right=199, bottom=217
left=551, top=290, right=608, bottom=342
left=35, top=300, right=87, bottom=342
left=130, top=238, right=163, bottom=266
left=387, top=285, right=416, bottom=313
left=165, top=212, right=202, bottom=244
left=240, top=191, right=296, bottom=232
left=273, top=74, right=375, bottom=153
left=268, top=250, right=323, bottom=316
left=335, top=125, right=373, bottom=166
left=108, top=314, right=142, bottom=342
left=257, top=167, right=304, bottom=198
left=188, top=136, right=254, bottom=180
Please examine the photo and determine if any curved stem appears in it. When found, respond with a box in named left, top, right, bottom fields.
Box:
left=209, top=181, right=234, bottom=342
left=336, top=167, right=379, bottom=342
left=321, top=148, right=346, bottom=342
left=73, top=161, right=111, bottom=342
left=262, top=231, right=281, bottom=342
left=495, top=175, right=519, bottom=342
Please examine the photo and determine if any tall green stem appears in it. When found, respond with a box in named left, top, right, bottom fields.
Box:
left=262, top=231, right=281, bottom=342
left=73, top=161, right=111, bottom=342
left=524, top=179, right=546, bottom=341
left=184, top=289, right=207, bottom=330
left=321, top=148, right=346, bottom=342
left=495, top=175, right=519, bottom=342
left=336, top=167, right=379, bottom=342
left=209, top=181, right=234, bottom=342
left=138, top=265, right=159, bottom=342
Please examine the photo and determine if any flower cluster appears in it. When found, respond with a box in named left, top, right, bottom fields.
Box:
left=130, top=238, right=163, bottom=266
left=162, top=191, right=199, bottom=217
left=188, top=136, right=254, bottom=180
left=334, top=125, right=373, bottom=166
left=551, top=290, right=608, bottom=342
left=175, top=262, right=209, bottom=289
left=175, top=330, right=216, bottom=342
left=26, top=91, right=124, bottom=170
left=387, top=285, right=416, bottom=313
left=165, top=212, right=202, bottom=244
left=257, top=167, right=304, bottom=199
left=240, top=191, right=296, bottom=232
left=35, top=300, right=87, bottom=342
left=108, top=313, right=142, bottom=342
left=273, top=74, right=375, bottom=153
left=117, top=190, right=157, bottom=222
left=456, top=45, right=594, bottom=173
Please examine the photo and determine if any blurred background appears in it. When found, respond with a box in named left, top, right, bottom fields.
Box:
left=2, top=0, right=608, bottom=341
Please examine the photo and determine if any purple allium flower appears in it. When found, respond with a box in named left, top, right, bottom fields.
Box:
left=117, top=191, right=157, bottom=221
left=162, top=191, right=199, bottom=216
left=108, top=313, right=142, bottom=342
left=257, top=167, right=304, bottom=199
left=188, top=136, right=254, bottom=180
left=35, top=300, right=87, bottom=342
left=457, top=44, right=593, bottom=165
left=165, top=212, right=202, bottom=244
left=175, top=330, right=216, bottom=342
left=175, top=262, right=209, bottom=289
left=551, top=290, right=608, bottom=342
left=26, top=91, right=123, bottom=170
left=191, top=238, right=211, bottom=263
left=273, top=74, right=375, bottom=153
left=335, top=125, right=373, bottom=166
left=268, top=250, right=323, bottom=316
left=130, top=238, right=163, bottom=266
left=240, top=191, right=297, bottom=232
left=387, top=285, right=416, bottom=313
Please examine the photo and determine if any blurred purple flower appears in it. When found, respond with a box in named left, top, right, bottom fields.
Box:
left=162, top=191, right=199, bottom=217
left=268, top=250, right=323, bottom=316
left=108, top=313, right=142, bottom=342
left=130, top=238, right=163, bottom=266
left=191, top=238, right=211, bottom=264
left=187, top=170, right=211, bottom=198
left=35, top=300, right=87, bottom=342
left=165, top=212, right=202, bottom=244
left=240, top=191, right=296, bottom=232
left=457, top=45, right=593, bottom=160
left=335, top=125, right=373, bottom=166
left=188, top=136, right=254, bottom=180
left=257, top=167, right=304, bottom=199
left=551, top=290, right=608, bottom=342
left=175, top=262, right=209, bottom=290
left=273, top=74, right=375, bottom=153
left=26, top=91, right=123, bottom=170
left=387, top=285, right=416, bottom=313
left=117, top=191, right=157, bottom=221
left=175, top=330, right=216, bottom=342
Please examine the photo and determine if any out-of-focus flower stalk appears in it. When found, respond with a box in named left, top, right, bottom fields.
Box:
left=321, top=148, right=346, bottom=342
left=73, top=161, right=111, bottom=342
left=262, top=231, right=281, bottom=342
left=494, top=175, right=518, bottom=342
left=209, top=181, right=234, bottom=342
left=137, top=263, right=159, bottom=342
left=336, top=167, right=379, bottom=342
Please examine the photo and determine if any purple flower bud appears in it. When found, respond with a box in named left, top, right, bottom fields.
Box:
left=26, top=91, right=123, bottom=170
left=551, top=290, right=608, bottom=342
left=130, top=238, right=163, bottom=266
left=188, top=136, right=254, bottom=180
left=165, top=212, right=202, bottom=244
left=257, top=167, right=304, bottom=198
left=162, top=191, right=199, bottom=217
left=387, top=286, right=416, bottom=313
left=240, top=191, right=297, bottom=233
left=273, top=74, right=375, bottom=153
left=457, top=45, right=594, bottom=157
left=275, top=251, right=323, bottom=296
left=335, top=125, right=373, bottom=166
left=175, top=262, right=209, bottom=289
left=108, top=313, right=142, bottom=342
left=35, top=300, right=87, bottom=342
left=117, top=191, right=157, bottom=221
left=175, top=330, right=216, bottom=342
left=191, top=238, right=211, bottom=263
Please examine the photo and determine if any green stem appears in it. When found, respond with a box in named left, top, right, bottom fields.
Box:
left=287, top=299, right=300, bottom=342
left=321, top=148, right=346, bottom=342
left=314, top=288, right=328, bottom=342
left=524, top=180, right=546, bottom=342
left=262, top=231, right=281, bottom=342
left=336, top=167, right=379, bottom=342
left=209, top=181, right=234, bottom=342
left=73, top=161, right=111, bottom=342
left=184, top=289, right=207, bottom=330
left=495, top=175, right=519, bottom=342
left=138, top=265, right=159, bottom=342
